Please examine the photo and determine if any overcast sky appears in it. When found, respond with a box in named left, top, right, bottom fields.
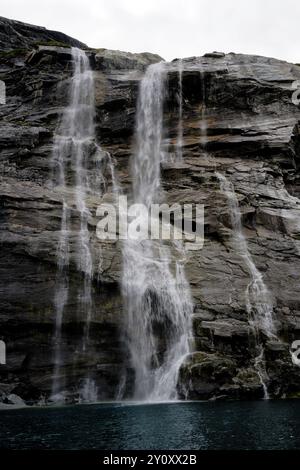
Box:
left=2, top=0, right=300, bottom=62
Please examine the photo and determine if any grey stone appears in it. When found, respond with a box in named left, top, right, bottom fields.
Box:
left=0, top=16, right=300, bottom=402
left=5, top=393, right=25, bottom=405
left=0, top=16, right=86, bottom=51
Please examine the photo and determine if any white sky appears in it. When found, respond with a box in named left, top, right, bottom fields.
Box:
left=2, top=0, right=300, bottom=63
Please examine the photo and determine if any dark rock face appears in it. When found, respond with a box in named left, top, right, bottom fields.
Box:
left=0, top=17, right=300, bottom=403
left=0, top=16, right=87, bottom=51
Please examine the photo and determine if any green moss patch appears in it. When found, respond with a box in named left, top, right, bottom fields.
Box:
left=0, top=49, right=28, bottom=59
left=34, top=40, right=71, bottom=48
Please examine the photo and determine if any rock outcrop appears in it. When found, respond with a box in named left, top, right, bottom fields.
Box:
left=0, top=17, right=300, bottom=403
left=0, top=16, right=87, bottom=51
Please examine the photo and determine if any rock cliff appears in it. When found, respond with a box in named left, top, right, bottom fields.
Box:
left=0, top=17, right=300, bottom=403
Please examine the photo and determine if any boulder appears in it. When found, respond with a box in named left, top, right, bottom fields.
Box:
left=5, top=393, right=25, bottom=405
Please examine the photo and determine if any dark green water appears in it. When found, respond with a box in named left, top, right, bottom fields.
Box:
left=0, top=400, right=299, bottom=450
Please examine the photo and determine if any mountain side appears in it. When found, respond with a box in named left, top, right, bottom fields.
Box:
left=0, top=18, right=300, bottom=403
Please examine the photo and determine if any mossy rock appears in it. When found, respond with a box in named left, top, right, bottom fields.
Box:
left=287, top=391, right=300, bottom=398
left=11, top=120, right=30, bottom=127
left=181, top=351, right=236, bottom=378
left=0, top=49, right=28, bottom=59
left=34, top=40, right=70, bottom=49
left=234, top=367, right=260, bottom=386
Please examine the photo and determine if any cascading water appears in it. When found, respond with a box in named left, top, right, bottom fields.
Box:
left=51, top=202, right=69, bottom=399
left=175, top=59, right=183, bottom=161
left=216, top=172, right=276, bottom=398
left=51, top=47, right=103, bottom=402
left=122, top=62, right=193, bottom=402
left=198, top=70, right=274, bottom=398
left=216, top=173, right=276, bottom=338
left=200, top=70, right=208, bottom=150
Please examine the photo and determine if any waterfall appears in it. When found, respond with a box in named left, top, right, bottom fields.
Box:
left=132, top=63, right=166, bottom=207
left=200, top=71, right=208, bottom=150
left=197, top=70, right=270, bottom=397
left=216, top=172, right=276, bottom=398
left=176, top=59, right=183, bottom=161
left=122, top=62, right=193, bottom=401
left=216, top=173, right=276, bottom=338
left=198, top=71, right=275, bottom=337
left=254, top=347, right=270, bottom=400
left=197, top=68, right=274, bottom=399
left=51, top=202, right=69, bottom=399
left=51, top=47, right=102, bottom=402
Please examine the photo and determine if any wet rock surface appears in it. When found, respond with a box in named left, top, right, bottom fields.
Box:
left=0, top=17, right=300, bottom=403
